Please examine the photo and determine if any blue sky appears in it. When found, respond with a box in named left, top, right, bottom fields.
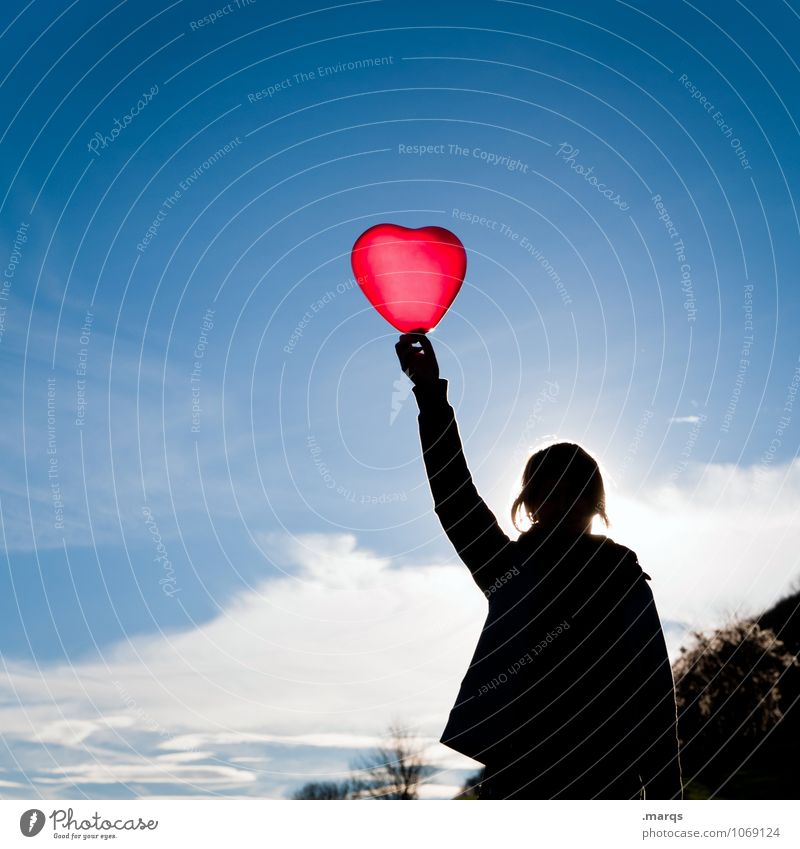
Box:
left=1, top=0, right=800, bottom=799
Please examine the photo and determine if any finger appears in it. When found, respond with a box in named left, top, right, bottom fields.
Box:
left=416, top=334, right=434, bottom=355
left=395, top=343, right=415, bottom=368
left=395, top=338, right=413, bottom=358
left=397, top=332, right=419, bottom=345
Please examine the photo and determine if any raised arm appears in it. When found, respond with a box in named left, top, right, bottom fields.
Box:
left=623, top=576, right=683, bottom=800
left=395, top=333, right=512, bottom=592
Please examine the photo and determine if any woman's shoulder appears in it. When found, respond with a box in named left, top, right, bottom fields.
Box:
left=590, top=534, right=652, bottom=582
left=512, top=527, right=651, bottom=582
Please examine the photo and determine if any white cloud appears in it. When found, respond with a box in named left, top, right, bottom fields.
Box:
left=35, top=761, right=257, bottom=788
left=606, top=459, right=800, bottom=629
left=35, top=716, right=136, bottom=746
left=158, top=731, right=393, bottom=752
left=0, top=533, right=484, bottom=797
left=668, top=415, right=703, bottom=424
left=417, top=782, right=465, bottom=799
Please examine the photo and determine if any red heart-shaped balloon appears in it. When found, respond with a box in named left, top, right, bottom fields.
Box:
left=351, top=224, right=467, bottom=333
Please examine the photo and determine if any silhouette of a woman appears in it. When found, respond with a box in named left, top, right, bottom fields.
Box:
left=396, top=332, right=682, bottom=800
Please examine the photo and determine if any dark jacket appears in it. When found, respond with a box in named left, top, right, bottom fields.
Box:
left=413, top=379, right=682, bottom=799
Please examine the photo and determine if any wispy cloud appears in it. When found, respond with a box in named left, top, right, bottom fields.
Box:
left=0, top=533, right=483, bottom=798
left=606, top=459, right=800, bottom=624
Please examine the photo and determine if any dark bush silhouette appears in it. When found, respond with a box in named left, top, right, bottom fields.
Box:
left=673, top=615, right=799, bottom=798
left=758, top=585, right=800, bottom=714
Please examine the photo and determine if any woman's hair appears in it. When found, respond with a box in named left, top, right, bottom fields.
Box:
left=511, top=441, right=609, bottom=531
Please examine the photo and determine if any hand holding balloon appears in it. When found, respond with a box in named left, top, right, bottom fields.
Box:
left=395, top=332, right=440, bottom=386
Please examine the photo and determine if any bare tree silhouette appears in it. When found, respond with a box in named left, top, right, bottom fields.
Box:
left=350, top=724, right=433, bottom=800
left=290, top=724, right=434, bottom=800
left=291, top=780, right=353, bottom=800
